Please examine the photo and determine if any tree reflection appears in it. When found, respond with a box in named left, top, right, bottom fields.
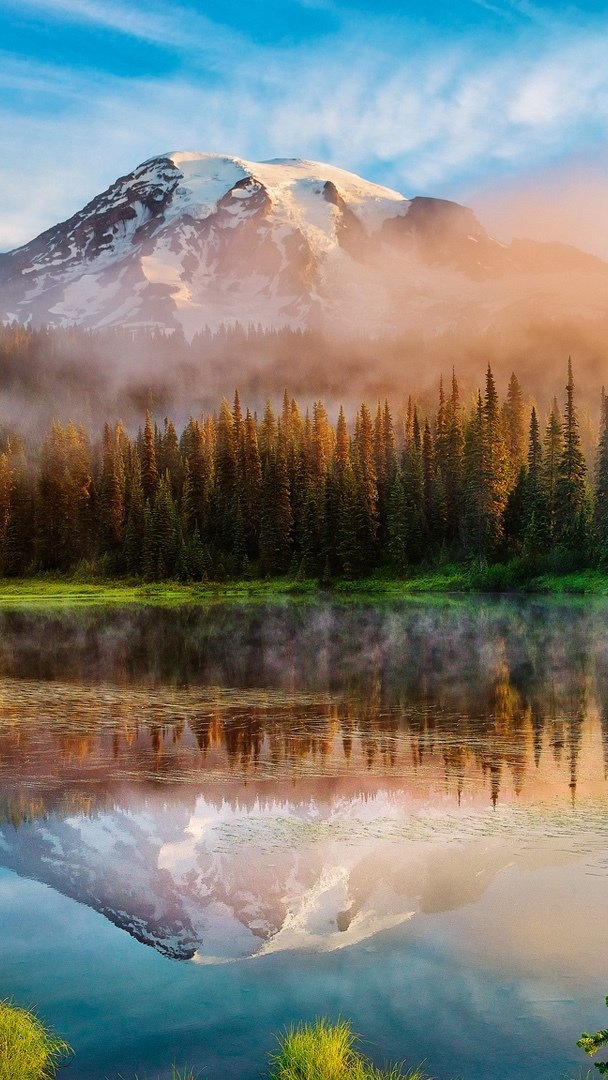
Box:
left=0, top=600, right=606, bottom=824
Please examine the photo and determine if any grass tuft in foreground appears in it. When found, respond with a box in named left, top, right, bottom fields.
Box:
left=268, top=1018, right=429, bottom=1080
left=0, top=1000, right=72, bottom=1080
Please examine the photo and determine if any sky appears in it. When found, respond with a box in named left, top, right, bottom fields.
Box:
left=1, top=0, right=607, bottom=254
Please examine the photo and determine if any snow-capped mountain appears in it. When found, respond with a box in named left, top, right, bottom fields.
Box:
left=2, top=151, right=606, bottom=338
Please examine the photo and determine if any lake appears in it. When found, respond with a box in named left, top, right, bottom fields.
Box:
left=0, top=597, right=607, bottom=1079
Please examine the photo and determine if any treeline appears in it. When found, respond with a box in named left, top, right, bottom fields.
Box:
left=0, top=358, right=606, bottom=580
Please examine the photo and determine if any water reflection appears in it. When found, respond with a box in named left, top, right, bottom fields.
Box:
left=1, top=600, right=607, bottom=814
left=0, top=599, right=607, bottom=964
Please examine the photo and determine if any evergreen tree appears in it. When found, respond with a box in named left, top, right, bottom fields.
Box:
left=594, top=389, right=608, bottom=565
left=141, top=500, right=155, bottom=580
left=181, top=418, right=209, bottom=537
left=354, top=403, right=379, bottom=564
left=422, top=417, right=444, bottom=542
left=36, top=422, right=92, bottom=569
left=243, top=410, right=263, bottom=556
left=4, top=445, right=33, bottom=575
left=152, top=472, right=179, bottom=578
left=543, top=398, right=563, bottom=545
left=336, top=461, right=365, bottom=577
left=123, top=454, right=145, bottom=573
left=0, top=451, right=12, bottom=574
left=462, top=393, right=486, bottom=563
left=482, top=365, right=510, bottom=555
left=259, top=400, right=277, bottom=462
left=141, top=411, right=158, bottom=506
left=158, top=418, right=182, bottom=499
left=212, top=398, right=238, bottom=555
left=98, top=422, right=125, bottom=553
left=259, top=439, right=292, bottom=574
left=335, top=406, right=349, bottom=472
left=401, top=408, right=424, bottom=561
left=386, top=471, right=408, bottom=573
left=522, top=405, right=547, bottom=557
left=440, top=371, right=464, bottom=545
left=503, top=372, right=527, bottom=485
left=555, top=358, right=589, bottom=553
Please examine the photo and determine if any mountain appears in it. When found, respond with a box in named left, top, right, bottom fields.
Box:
left=0, top=791, right=541, bottom=962
left=2, top=151, right=607, bottom=339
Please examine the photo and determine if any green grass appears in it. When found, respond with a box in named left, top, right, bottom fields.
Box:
left=2, top=564, right=608, bottom=608
left=0, top=1000, right=72, bottom=1080
left=268, top=1018, right=430, bottom=1080
left=2, top=555, right=608, bottom=610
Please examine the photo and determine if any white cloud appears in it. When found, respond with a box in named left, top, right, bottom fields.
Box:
left=1, top=9, right=608, bottom=249
left=2, top=0, right=245, bottom=54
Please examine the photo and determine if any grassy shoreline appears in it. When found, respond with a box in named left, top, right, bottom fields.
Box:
left=0, top=566, right=607, bottom=606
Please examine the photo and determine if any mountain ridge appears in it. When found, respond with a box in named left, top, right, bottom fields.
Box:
left=2, top=150, right=606, bottom=340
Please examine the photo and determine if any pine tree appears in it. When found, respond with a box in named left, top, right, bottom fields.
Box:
left=259, top=400, right=277, bottom=462
left=354, top=403, right=379, bottom=563
left=543, top=398, right=563, bottom=546
left=401, top=408, right=424, bottom=561
left=4, top=444, right=33, bottom=576
left=141, top=500, right=155, bottom=580
left=0, top=451, right=13, bottom=574
left=503, top=372, right=527, bottom=485
left=36, top=423, right=92, bottom=569
left=440, top=371, right=464, bottom=545
left=462, top=393, right=486, bottom=563
left=594, top=389, right=608, bottom=565
left=386, top=471, right=408, bottom=573
left=335, top=406, right=349, bottom=473
left=158, top=418, right=182, bottom=499
left=152, top=472, right=179, bottom=578
left=123, top=454, right=145, bottom=573
left=522, top=405, right=547, bottom=557
left=482, top=365, right=510, bottom=555
left=212, top=398, right=238, bottom=554
left=555, top=358, right=589, bottom=553
left=336, top=461, right=365, bottom=577
left=141, top=411, right=158, bottom=506
left=375, top=400, right=397, bottom=548
left=259, top=439, right=292, bottom=574
left=181, top=418, right=209, bottom=537
left=243, top=409, right=263, bottom=556
left=98, top=422, right=125, bottom=553
left=422, top=417, right=445, bottom=543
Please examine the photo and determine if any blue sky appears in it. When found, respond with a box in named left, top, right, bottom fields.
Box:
left=1, top=0, right=607, bottom=252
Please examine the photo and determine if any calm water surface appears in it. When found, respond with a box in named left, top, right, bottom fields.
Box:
left=1, top=598, right=607, bottom=1079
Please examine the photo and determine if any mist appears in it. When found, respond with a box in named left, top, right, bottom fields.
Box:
left=468, top=158, right=608, bottom=261
left=1, top=307, right=607, bottom=444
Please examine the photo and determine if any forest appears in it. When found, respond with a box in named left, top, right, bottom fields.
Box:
left=0, top=355, right=606, bottom=582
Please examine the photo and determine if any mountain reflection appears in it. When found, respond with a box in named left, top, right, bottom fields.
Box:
left=1, top=600, right=608, bottom=961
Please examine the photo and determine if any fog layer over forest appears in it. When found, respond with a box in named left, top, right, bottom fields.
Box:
left=1, top=319, right=607, bottom=438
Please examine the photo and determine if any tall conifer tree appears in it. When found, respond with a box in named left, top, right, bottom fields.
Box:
left=555, top=358, right=589, bottom=551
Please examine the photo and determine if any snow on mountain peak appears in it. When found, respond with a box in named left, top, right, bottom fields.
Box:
left=2, top=149, right=606, bottom=342
left=159, top=150, right=409, bottom=233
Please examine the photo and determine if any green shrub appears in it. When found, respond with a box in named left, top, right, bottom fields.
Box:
left=0, top=1000, right=72, bottom=1080
left=578, top=995, right=608, bottom=1073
